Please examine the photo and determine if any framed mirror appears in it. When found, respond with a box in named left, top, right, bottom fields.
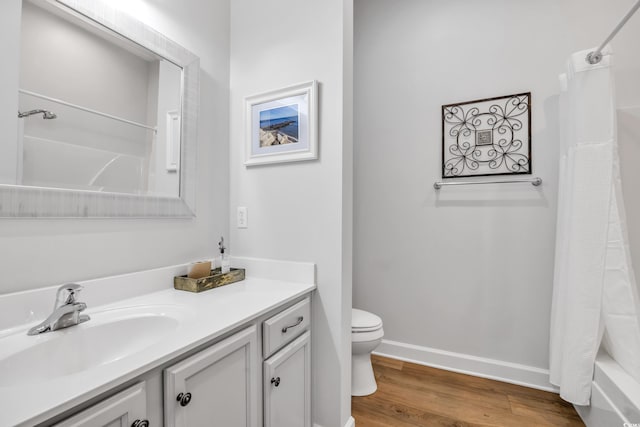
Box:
left=1, top=0, right=199, bottom=217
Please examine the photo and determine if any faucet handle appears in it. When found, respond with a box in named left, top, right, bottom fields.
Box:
left=54, top=283, right=83, bottom=308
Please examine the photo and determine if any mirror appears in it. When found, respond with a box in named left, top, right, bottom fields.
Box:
left=0, top=0, right=199, bottom=217
left=19, top=0, right=183, bottom=196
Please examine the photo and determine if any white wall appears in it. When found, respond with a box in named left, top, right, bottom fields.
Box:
left=229, top=0, right=353, bottom=425
left=20, top=1, right=151, bottom=125
left=0, top=0, right=230, bottom=294
left=620, top=107, right=640, bottom=289
left=0, top=1, right=20, bottom=185
left=150, top=60, right=182, bottom=197
left=354, top=0, right=640, bottom=386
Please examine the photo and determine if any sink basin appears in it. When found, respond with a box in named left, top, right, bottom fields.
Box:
left=0, top=305, right=191, bottom=386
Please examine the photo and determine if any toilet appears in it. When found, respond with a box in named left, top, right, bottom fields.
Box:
left=351, top=308, right=384, bottom=396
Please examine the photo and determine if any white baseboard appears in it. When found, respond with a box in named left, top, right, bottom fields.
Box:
left=375, top=339, right=558, bottom=392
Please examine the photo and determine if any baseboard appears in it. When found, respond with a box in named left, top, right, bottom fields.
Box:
left=375, top=339, right=558, bottom=392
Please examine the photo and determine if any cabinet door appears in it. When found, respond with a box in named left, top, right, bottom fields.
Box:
left=164, top=325, right=259, bottom=427
left=264, top=331, right=311, bottom=427
left=54, top=382, right=147, bottom=427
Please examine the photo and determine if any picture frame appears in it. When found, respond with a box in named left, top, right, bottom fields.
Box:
left=441, top=92, right=531, bottom=178
left=244, top=80, right=318, bottom=166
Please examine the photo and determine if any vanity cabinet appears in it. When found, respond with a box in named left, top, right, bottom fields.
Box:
left=262, top=298, right=311, bottom=427
left=54, top=382, right=148, bottom=427
left=263, top=331, right=311, bottom=427
left=163, top=325, right=260, bottom=427
left=48, top=295, right=312, bottom=427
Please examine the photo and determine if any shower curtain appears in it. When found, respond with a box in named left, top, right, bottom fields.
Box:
left=550, top=47, right=640, bottom=405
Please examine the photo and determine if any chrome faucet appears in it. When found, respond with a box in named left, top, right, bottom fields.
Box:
left=27, top=283, right=90, bottom=335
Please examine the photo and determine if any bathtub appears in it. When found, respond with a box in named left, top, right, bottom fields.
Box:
left=576, top=353, right=640, bottom=426
left=582, top=105, right=640, bottom=427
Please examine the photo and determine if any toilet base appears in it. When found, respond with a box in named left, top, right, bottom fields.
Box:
left=351, top=352, right=377, bottom=396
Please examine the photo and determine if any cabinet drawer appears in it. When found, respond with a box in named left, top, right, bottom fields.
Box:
left=263, top=298, right=310, bottom=358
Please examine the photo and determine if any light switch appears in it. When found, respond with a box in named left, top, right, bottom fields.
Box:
left=237, top=206, right=248, bottom=228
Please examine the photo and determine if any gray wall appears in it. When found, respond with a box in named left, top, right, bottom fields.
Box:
left=0, top=0, right=230, bottom=294
left=354, top=0, right=640, bottom=379
left=229, top=0, right=353, bottom=425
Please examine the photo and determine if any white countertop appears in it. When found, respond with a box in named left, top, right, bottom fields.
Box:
left=0, top=276, right=315, bottom=427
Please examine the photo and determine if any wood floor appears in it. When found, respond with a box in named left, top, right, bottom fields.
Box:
left=351, top=355, right=584, bottom=427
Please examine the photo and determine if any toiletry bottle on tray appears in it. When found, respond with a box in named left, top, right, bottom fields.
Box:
left=218, top=236, right=230, bottom=274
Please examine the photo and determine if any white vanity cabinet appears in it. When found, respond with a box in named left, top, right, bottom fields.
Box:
left=163, top=325, right=260, bottom=427
left=263, top=331, right=311, bottom=427
left=46, top=294, right=313, bottom=427
left=262, top=298, right=311, bottom=427
left=54, top=382, right=148, bottom=427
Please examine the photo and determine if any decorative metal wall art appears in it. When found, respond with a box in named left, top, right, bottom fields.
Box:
left=442, top=92, right=531, bottom=178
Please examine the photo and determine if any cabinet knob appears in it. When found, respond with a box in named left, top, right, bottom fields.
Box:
left=271, top=377, right=281, bottom=387
left=131, top=420, right=149, bottom=427
left=176, top=392, right=192, bottom=407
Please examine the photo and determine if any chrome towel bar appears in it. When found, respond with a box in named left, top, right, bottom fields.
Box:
left=433, top=177, right=542, bottom=190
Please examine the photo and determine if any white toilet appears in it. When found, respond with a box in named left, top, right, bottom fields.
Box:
left=351, top=308, right=384, bottom=396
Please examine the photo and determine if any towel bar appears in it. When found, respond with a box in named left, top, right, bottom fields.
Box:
left=433, top=177, right=542, bottom=190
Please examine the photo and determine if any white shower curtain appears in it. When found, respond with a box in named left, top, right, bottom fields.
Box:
left=550, top=47, right=640, bottom=405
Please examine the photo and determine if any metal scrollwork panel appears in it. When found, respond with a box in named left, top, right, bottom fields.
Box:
left=441, top=92, right=531, bottom=178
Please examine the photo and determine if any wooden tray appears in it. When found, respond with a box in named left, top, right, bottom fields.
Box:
left=174, top=268, right=245, bottom=293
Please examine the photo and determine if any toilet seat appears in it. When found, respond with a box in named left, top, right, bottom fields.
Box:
left=352, top=308, right=383, bottom=332
left=351, top=327, right=384, bottom=343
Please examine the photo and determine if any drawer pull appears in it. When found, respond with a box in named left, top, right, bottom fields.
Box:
left=177, top=392, right=192, bottom=407
left=271, top=377, right=281, bottom=387
left=131, top=420, right=149, bottom=427
left=281, top=316, right=304, bottom=333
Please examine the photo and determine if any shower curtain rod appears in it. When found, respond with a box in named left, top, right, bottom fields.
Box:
left=433, top=177, right=542, bottom=190
left=587, top=0, right=640, bottom=64
left=18, top=89, right=157, bottom=133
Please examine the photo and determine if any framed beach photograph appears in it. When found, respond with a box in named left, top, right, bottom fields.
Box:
left=244, top=81, right=318, bottom=166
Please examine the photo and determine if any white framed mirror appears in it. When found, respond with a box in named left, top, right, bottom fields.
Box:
left=1, top=0, right=199, bottom=218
